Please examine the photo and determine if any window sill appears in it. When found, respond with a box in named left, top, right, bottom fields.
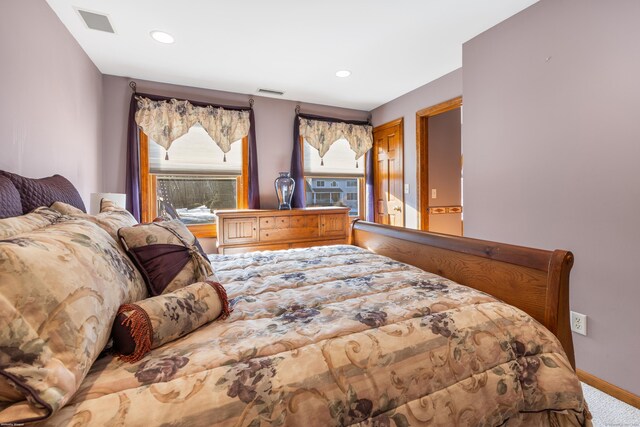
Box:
left=187, top=223, right=217, bottom=238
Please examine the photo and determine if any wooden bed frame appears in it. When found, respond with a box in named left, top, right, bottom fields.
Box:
left=350, top=220, right=575, bottom=368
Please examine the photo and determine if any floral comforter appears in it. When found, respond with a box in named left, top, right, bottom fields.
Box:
left=40, top=245, right=590, bottom=426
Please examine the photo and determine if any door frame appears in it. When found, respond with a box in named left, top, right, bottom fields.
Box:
left=416, top=96, right=462, bottom=231
left=373, top=118, right=404, bottom=226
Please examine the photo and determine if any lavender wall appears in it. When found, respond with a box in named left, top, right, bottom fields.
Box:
left=463, top=0, right=640, bottom=394
left=0, top=0, right=102, bottom=204
left=101, top=76, right=368, bottom=208
left=370, top=69, right=462, bottom=229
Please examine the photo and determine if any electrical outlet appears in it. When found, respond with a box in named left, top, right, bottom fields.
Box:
left=431, top=189, right=437, bottom=199
left=570, top=311, right=587, bottom=336
left=404, top=184, right=410, bottom=194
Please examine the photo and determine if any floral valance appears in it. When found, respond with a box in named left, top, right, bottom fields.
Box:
left=135, top=97, right=250, bottom=159
left=299, top=117, right=373, bottom=166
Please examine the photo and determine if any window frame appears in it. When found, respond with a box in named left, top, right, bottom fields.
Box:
left=139, top=130, right=249, bottom=238
left=299, top=136, right=365, bottom=219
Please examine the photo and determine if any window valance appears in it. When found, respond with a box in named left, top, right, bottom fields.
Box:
left=299, top=118, right=373, bottom=166
left=134, top=97, right=250, bottom=160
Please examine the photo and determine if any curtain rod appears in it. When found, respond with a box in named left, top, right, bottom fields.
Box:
left=128, top=80, right=254, bottom=110
left=296, top=110, right=371, bottom=126
left=295, top=103, right=371, bottom=126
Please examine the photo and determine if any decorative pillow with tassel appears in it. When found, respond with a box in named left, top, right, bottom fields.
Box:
left=118, top=219, right=214, bottom=296
left=112, top=281, right=230, bottom=362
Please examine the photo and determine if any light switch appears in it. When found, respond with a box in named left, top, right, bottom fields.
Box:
left=431, top=189, right=437, bottom=199
left=404, top=184, right=410, bottom=194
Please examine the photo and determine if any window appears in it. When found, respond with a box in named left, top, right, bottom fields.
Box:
left=302, top=138, right=365, bottom=217
left=140, top=124, right=248, bottom=237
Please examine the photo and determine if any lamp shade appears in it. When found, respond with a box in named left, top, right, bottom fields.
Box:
left=90, top=193, right=127, bottom=215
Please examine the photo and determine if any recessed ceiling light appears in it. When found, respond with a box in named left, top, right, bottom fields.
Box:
left=336, top=70, right=351, bottom=78
left=150, top=30, right=174, bottom=44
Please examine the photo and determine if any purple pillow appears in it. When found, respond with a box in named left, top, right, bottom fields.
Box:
left=0, top=171, right=86, bottom=214
left=0, top=175, right=22, bottom=219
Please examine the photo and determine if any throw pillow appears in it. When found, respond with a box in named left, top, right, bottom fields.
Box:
left=118, top=220, right=213, bottom=296
left=0, top=171, right=85, bottom=214
left=112, top=281, right=230, bottom=362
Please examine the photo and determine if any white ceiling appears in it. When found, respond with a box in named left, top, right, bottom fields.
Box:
left=46, top=0, right=537, bottom=111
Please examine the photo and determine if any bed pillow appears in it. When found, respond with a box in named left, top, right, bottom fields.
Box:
left=50, top=200, right=138, bottom=241
left=0, top=176, right=21, bottom=219
left=112, top=281, right=230, bottom=362
left=118, top=220, right=213, bottom=296
left=0, top=171, right=85, bottom=214
left=0, top=215, right=147, bottom=424
left=0, top=207, right=62, bottom=240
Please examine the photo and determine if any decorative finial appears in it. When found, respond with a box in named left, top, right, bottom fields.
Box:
left=129, top=81, right=137, bottom=92
left=295, top=104, right=301, bottom=115
left=249, top=97, right=254, bottom=108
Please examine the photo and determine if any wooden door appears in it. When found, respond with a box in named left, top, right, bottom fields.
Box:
left=373, top=119, right=404, bottom=226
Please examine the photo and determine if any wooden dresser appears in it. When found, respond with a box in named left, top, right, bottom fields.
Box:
left=214, top=207, right=350, bottom=254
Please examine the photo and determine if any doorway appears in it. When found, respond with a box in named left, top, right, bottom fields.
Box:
left=373, top=118, right=404, bottom=227
left=416, top=97, right=463, bottom=235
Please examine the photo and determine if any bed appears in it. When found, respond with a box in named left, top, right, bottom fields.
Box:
left=33, top=220, right=589, bottom=426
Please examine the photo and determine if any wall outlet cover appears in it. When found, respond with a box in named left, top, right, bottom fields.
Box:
left=431, top=189, right=437, bottom=199
left=570, top=311, right=587, bottom=336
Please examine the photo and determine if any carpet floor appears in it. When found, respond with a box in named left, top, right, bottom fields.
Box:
left=582, top=382, right=640, bottom=426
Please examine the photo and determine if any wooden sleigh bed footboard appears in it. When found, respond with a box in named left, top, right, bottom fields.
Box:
left=350, top=220, right=576, bottom=368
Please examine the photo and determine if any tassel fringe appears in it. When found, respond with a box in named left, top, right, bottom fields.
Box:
left=117, top=304, right=153, bottom=363
left=223, top=153, right=227, bottom=162
left=207, top=281, right=232, bottom=320
left=165, top=151, right=169, bottom=161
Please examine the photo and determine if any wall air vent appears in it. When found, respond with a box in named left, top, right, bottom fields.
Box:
left=257, top=88, right=285, bottom=96
left=77, top=9, right=115, bottom=33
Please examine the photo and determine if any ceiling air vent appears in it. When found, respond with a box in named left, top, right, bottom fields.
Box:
left=77, top=9, right=115, bottom=33
left=258, top=88, right=285, bottom=96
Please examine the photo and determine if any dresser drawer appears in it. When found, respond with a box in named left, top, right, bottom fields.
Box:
left=259, top=216, right=291, bottom=229
left=305, top=215, right=319, bottom=228
left=260, top=227, right=319, bottom=242
left=320, top=214, right=348, bottom=237
left=259, top=217, right=276, bottom=229
left=275, top=216, right=290, bottom=228
left=220, top=217, right=257, bottom=245
left=289, top=215, right=306, bottom=228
